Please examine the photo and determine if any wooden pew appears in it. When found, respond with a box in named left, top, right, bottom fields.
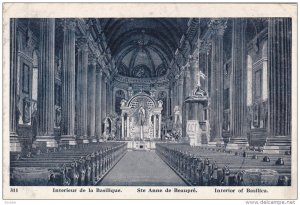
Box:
left=156, top=143, right=291, bottom=186
left=10, top=142, right=127, bottom=186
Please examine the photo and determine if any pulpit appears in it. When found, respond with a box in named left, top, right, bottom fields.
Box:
left=186, top=120, right=199, bottom=146
left=184, top=85, right=209, bottom=146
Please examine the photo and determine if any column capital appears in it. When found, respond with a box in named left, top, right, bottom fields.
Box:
left=88, top=53, right=97, bottom=66
left=188, top=52, right=199, bottom=64
left=199, top=40, right=212, bottom=54
left=63, top=19, right=77, bottom=32
left=208, top=19, right=227, bottom=36
left=76, top=37, right=89, bottom=52
left=97, top=67, right=103, bottom=75
left=176, top=73, right=184, bottom=85
left=104, top=75, right=108, bottom=83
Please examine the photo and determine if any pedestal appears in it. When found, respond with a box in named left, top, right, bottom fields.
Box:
left=10, top=134, right=22, bottom=152
left=263, top=136, right=291, bottom=154
left=226, top=138, right=249, bottom=150
left=187, top=120, right=201, bottom=146
left=60, top=135, right=77, bottom=146
left=89, top=137, right=98, bottom=143
left=208, top=140, right=224, bottom=147
left=140, top=125, right=144, bottom=140
left=33, top=137, right=58, bottom=148
left=77, top=138, right=90, bottom=144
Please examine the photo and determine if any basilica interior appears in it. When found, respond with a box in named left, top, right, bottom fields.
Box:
left=9, top=18, right=292, bottom=186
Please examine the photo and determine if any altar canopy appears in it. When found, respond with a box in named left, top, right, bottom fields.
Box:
left=120, top=91, right=163, bottom=140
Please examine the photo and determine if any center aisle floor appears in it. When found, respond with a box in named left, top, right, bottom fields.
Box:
left=99, top=151, right=187, bottom=186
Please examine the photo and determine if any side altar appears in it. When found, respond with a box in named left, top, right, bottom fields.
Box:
left=120, top=91, right=163, bottom=146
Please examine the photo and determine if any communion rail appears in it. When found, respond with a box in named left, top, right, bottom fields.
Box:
left=156, top=143, right=291, bottom=186
left=10, top=142, right=127, bottom=186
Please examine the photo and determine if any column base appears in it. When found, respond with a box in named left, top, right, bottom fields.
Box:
left=208, top=139, right=224, bottom=147
left=226, top=137, right=249, bottom=150
left=263, top=136, right=291, bottom=154
left=60, top=135, right=77, bottom=146
left=98, top=137, right=105, bottom=142
left=33, top=136, right=58, bottom=149
left=77, top=136, right=90, bottom=144
left=10, top=133, right=22, bottom=152
left=89, top=136, right=98, bottom=143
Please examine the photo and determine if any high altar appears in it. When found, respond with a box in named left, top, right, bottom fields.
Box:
left=120, top=91, right=163, bottom=149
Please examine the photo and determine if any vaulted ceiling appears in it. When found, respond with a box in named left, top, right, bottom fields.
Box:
left=99, top=18, right=189, bottom=78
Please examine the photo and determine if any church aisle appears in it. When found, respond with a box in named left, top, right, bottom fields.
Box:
left=98, top=151, right=187, bottom=186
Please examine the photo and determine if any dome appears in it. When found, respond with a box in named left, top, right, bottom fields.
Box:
left=100, top=18, right=189, bottom=78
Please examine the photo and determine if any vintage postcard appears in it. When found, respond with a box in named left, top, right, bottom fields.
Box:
left=2, top=3, right=298, bottom=200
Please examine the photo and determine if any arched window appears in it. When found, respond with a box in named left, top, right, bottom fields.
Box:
left=247, top=55, right=253, bottom=106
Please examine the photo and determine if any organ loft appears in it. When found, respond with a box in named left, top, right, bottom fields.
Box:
left=9, top=18, right=292, bottom=186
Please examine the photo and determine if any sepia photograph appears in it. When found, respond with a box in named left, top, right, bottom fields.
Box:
left=2, top=2, right=298, bottom=200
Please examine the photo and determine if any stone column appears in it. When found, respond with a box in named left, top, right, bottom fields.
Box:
left=10, top=19, right=21, bottom=152
left=106, top=81, right=109, bottom=115
left=102, top=76, right=107, bottom=119
left=208, top=19, right=226, bottom=145
left=153, top=115, right=157, bottom=138
left=127, top=115, right=130, bottom=138
left=182, top=67, right=191, bottom=138
left=173, top=81, right=178, bottom=109
left=111, top=83, right=114, bottom=113
left=158, top=114, right=162, bottom=140
left=34, top=19, right=57, bottom=149
left=121, top=113, right=125, bottom=138
left=88, top=57, right=96, bottom=142
left=227, top=18, right=249, bottom=149
left=76, top=37, right=89, bottom=144
left=112, top=88, right=116, bottom=114
left=168, top=87, right=172, bottom=117
left=111, top=83, right=114, bottom=114
left=108, top=81, right=112, bottom=114
left=95, top=68, right=103, bottom=139
left=108, top=80, right=111, bottom=114
left=263, top=18, right=291, bottom=154
left=61, top=19, right=77, bottom=146
left=177, top=75, right=184, bottom=108
left=188, top=54, right=200, bottom=120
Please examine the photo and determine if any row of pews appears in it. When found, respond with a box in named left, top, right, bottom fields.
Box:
left=10, top=142, right=127, bottom=186
left=156, top=143, right=291, bottom=186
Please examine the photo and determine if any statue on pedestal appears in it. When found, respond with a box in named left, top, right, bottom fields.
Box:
left=120, top=99, right=127, bottom=107
left=138, top=106, right=146, bottom=140
left=158, top=100, right=163, bottom=108
left=138, top=106, right=146, bottom=126
left=103, top=118, right=110, bottom=140
left=174, top=105, right=181, bottom=125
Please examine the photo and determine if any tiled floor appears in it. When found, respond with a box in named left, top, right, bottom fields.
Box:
left=99, top=151, right=186, bottom=186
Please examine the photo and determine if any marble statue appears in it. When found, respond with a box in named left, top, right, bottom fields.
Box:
left=158, top=100, right=163, bottom=108
left=138, top=106, right=146, bottom=126
left=120, top=99, right=127, bottom=107
left=174, top=105, right=181, bottom=125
